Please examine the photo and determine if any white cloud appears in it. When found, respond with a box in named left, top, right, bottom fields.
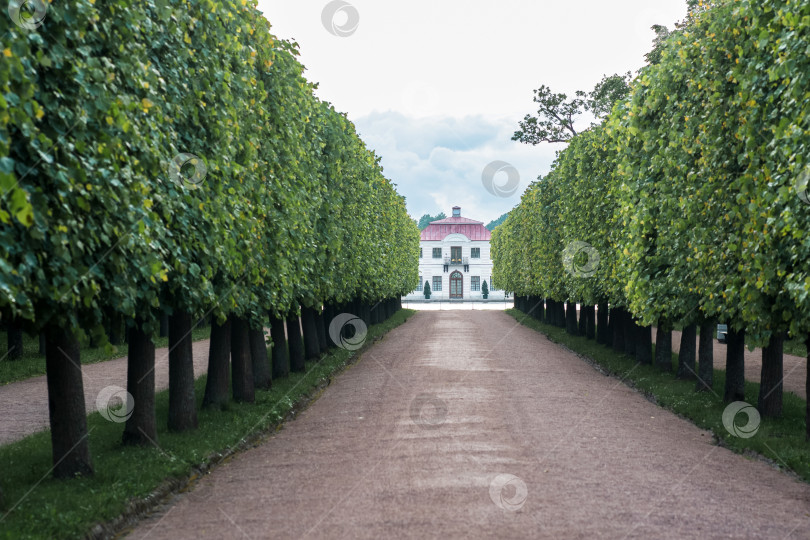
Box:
left=257, top=0, right=689, bottom=224
left=354, top=112, right=561, bottom=224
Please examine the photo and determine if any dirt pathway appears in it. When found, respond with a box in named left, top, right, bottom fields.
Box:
left=654, top=329, right=807, bottom=399
left=128, top=311, right=810, bottom=539
left=0, top=340, right=210, bottom=445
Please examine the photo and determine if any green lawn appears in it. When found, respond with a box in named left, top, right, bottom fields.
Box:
left=0, top=309, right=414, bottom=539
left=0, top=326, right=212, bottom=386
left=506, top=309, right=810, bottom=483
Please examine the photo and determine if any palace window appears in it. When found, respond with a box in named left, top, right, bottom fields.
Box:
left=471, top=276, right=481, bottom=291
left=471, top=247, right=480, bottom=258
left=432, top=276, right=442, bottom=292
left=417, top=276, right=423, bottom=291
left=432, top=248, right=442, bottom=258
left=419, top=248, right=423, bottom=258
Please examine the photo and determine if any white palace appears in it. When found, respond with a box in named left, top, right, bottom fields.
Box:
left=404, top=206, right=506, bottom=301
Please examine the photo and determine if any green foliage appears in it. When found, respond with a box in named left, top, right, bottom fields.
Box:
left=0, top=0, right=419, bottom=335
left=423, top=281, right=431, bottom=298
left=485, top=212, right=509, bottom=231
left=512, top=74, right=632, bottom=145
left=497, top=0, right=810, bottom=346
left=644, top=25, right=672, bottom=65
left=417, top=212, right=446, bottom=230
left=481, top=280, right=489, bottom=298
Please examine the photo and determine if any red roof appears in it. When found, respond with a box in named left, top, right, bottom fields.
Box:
left=421, top=216, right=492, bottom=241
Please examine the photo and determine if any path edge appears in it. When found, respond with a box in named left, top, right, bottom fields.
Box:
left=503, top=309, right=807, bottom=486
left=89, top=311, right=415, bottom=540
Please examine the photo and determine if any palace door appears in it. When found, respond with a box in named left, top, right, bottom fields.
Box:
left=450, top=271, right=463, bottom=299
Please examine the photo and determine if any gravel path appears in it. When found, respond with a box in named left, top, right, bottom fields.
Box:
left=655, top=329, right=807, bottom=399
left=127, top=311, right=810, bottom=539
left=0, top=339, right=210, bottom=445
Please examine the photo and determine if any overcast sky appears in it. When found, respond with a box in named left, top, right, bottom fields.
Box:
left=256, top=0, right=688, bottom=224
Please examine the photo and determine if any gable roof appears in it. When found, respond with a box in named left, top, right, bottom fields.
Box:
left=420, top=216, right=492, bottom=241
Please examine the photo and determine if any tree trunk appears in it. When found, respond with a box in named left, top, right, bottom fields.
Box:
left=654, top=324, right=672, bottom=372
left=585, top=306, right=596, bottom=340
left=7, top=319, right=23, bottom=360
left=322, top=304, right=334, bottom=343
left=374, top=300, right=383, bottom=325
left=676, top=323, right=697, bottom=380
left=287, top=313, right=305, bottom=373
left=168, top=310, right=198, bottom=432
left=270, top=315, right=289, bottom=379
left=301, top=306, right=321, bottom=360
left=315, top=307, right=328, bottom=353
left=805, top=336, right=809, bottom=441
left=724, top=328, right=745, bottom=402
left=123, top=318, right=157, bottom=446
left=612, top=307, right=626, bottom=353
left=557, top=301, right=566, bottom=328
left=159, top=312, right=169, bottom=338
left=202, top=316, right=231, bottom=409
left=578, top=304, right=587, bottom=336
left=44, top=322, right=93, bottom=478
left=696, top=319, right=714, bottom=392
left=605, top=305, right=614, bottom=347
left=636, top=325, right=652, bottom=365
left=534, top=296, right=544, bottom=321
left=39, top=331, right=46, bottom=355
left=231, top=316, right=255, bottom=403
left=597, top=302, right=609, bottom=345
left=108, top=310, right=124, bottom=346
left=565, top=301, right=578, bottom=335
left=757, top=332, right=783, bottom=418
left=250, top=326, right=271, bottom=390
left=624, top=312, right=637, bottom=356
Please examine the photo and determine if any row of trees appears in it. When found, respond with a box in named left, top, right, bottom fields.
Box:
left=0, top=0, right=418, bottom=478
left=494, top=0, right=810, bottom=435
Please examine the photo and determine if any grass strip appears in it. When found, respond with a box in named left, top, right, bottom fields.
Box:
left=505, top=309, right=810, bottom=483
left=0, top=309, right=414, bottom=539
